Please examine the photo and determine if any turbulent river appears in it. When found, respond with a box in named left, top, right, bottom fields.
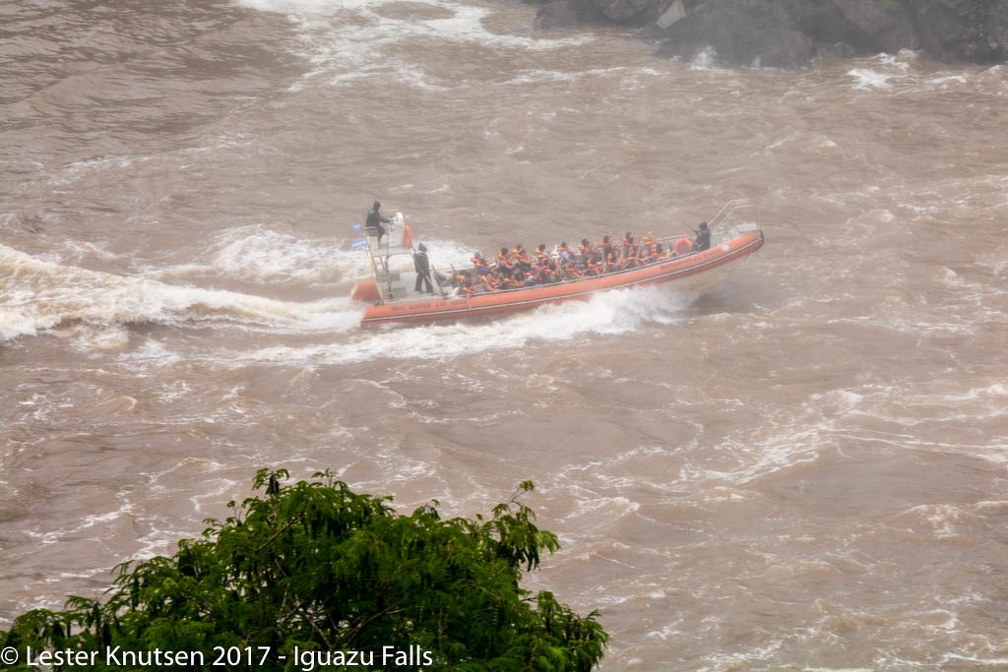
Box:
left=2, top=0, right=1007, bottom=669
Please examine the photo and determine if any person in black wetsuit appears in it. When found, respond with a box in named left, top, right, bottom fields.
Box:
left=693, top=221, right=711, bottom=252
left=413, top=243, right=434, bottom=294
left=365, top=200, right=390, bottom=242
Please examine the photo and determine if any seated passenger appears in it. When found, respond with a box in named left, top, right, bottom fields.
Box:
left=513, top=243, right=532, bottom=271
left=542, top=263, right=561, bottom=284
left=599, top=235, right=618, bottom=272
left=456, top=274, right=476, bottom=296
left=642, top=234, right=658, bottom=259
left=497, top=246, right=514, bottom=274
left=622, top=231, right=638, bottom=258
left=481, top=272, right=501, bottom=292
left=500, top=272, right=523, bottom=290
left=618, top=249, right=640, bottom=270
left=471, top=251, right=492, bottom=275
left=535, top=243, right=551, bottom=266
left=562, top=263, right=583, bottom=279
left=556, top=241, right=575, bottom=265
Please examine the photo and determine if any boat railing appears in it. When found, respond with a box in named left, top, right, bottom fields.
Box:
left=708, top=199, right=755, bottom=232
left=363, top=223, right=418, bottom=304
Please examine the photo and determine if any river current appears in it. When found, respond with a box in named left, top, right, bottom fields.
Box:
left=2, top=1, right=1006, bottom=669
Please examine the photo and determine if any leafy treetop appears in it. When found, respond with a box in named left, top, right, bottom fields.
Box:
left=1, top=469, right=608, bottom=671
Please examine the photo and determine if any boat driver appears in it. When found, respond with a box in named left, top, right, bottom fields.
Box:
left=365, top=200, right=391, bottom=243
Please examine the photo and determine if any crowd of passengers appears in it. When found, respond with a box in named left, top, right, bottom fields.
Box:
left=446, top=223, right=712, bottom=295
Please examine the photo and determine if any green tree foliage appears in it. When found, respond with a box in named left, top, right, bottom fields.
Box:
left=1, top=470, right=608, bottom=671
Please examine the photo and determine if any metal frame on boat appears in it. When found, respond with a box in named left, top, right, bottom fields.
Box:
left=351, top=200, right=764, bottom=328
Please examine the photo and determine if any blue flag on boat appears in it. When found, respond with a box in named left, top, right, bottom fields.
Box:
left=353, top=221, right=362, bottom=231
left=351, top=238, right=367, bottom=250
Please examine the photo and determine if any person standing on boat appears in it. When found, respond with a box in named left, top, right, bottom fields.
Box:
left=413, top=243, right=434, bottom=294
left=366, top=200, right=391, bottom=243
left=693, top=221, right=711, bottom=252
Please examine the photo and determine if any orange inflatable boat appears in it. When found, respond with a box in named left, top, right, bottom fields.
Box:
left=352, top=201, right=764, bottom=328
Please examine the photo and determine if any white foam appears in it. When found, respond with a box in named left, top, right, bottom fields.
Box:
left=0, top=243, right=362, bottom=344
left=928, top=74, right=968, bottom=88
left=848, top=67, right=898, bottom=90
left=176, top=281, right=697, bottom=369
left=847, top=54, right=912, bottom=91
left=25, top=498, right=135, bottom=545
left=503, top=65, right=638, bottom=87
left=211, top=226, right=360, bottom=283
left=149, top=225, right=369, bottom=286
left=238, top=0, right=593, bottom=90
left=0, top=307, right=42, bottom=342
left=689, top=46, right=719, bottom=71
left=645, top=623, right=684, bottom=641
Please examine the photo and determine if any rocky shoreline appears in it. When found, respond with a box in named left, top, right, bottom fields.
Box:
left=529, top=0, right=1008, bottom=69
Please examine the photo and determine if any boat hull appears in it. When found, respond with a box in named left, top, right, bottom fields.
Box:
left=359, top=229, right=764, bottom=328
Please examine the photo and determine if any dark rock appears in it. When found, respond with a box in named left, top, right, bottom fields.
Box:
left=784, top=0, right=918, bottom=56
left=654, top=2, right=814, bottom=70
left=833, top=0, right=892, bottom=35
left=530, top=0, right=616, bottom=28
left=529, top=0, right=1008, bottom=68
left=599, top=0, right=667, bottom=23
left=534, top=0, right=583, bottom=29
left=914, top=0, right=1008, bottom=64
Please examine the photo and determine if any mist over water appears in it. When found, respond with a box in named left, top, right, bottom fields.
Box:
left=2, top=0, right=1007, bottom=669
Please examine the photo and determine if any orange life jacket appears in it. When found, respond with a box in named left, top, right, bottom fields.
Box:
left=497, top=250, right=513, bottom=269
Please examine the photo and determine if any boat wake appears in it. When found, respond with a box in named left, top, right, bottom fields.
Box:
left=0, top=243, right=361, bottom=344
left=212, top=283, right=701, bottom=368
left=1, top=241, right=696, bottom=354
